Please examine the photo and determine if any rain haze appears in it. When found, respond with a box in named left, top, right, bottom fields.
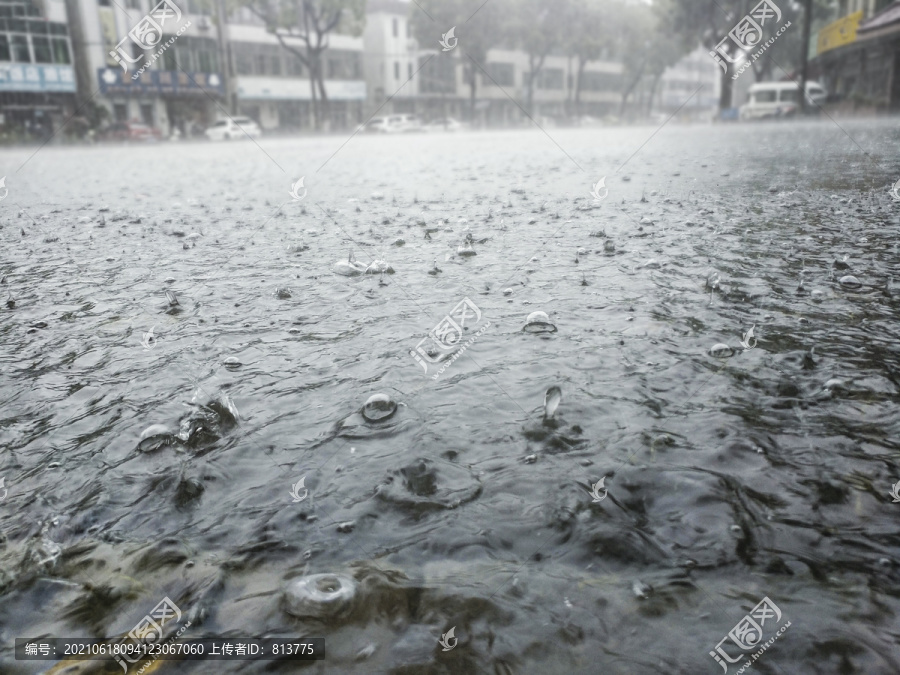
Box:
left=1, top=0, right=900, bottom=673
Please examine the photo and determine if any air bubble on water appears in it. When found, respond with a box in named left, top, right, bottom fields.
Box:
left=361, top=393, right=397, bottom=422
left=284, top=573, right=357, bottom=620
left=709, top=343, right=735, bottom=358
left=523, top=310, right=557, bottom=333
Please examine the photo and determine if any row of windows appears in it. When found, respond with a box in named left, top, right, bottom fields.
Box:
left=0, top=32, right=70, bottom=63
left=476, top=65, right=620, bottom=91
left=234, top=45, right=362, bottom=79
left=160, top=36, right=218, bottom=72
left=0, top=18, right=67, bottom=35
left=0, top=2, right=41, bottom=18
left=390, top=17, right=410, bottom=38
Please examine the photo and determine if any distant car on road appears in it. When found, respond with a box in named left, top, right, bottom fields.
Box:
left=101, top=121, right=163, bottom=142
left=423, top=117, right=465, bottom=132
left=205, top=117, right=262, bottom=141
left=740, top=81, right=827, bottom=120
left=363, top=114, right=423, bottom=134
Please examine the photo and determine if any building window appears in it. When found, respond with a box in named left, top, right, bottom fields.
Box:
left=52, top=37, right=70, bottom=63
left=537, top=68, right=564, bottom=90
left=255, top=53, right=266, bottom=74
left=270, top=54, right=281, bottom=75
left=114, top=103, right=127, bottom=121
left=407, top=63, right=412, bottom=79
left=394, top=61, right=399, bottom=79
left=140, top=103, right=154, bottom=125
left=126, top=0, right=140, bottom=8
left=392, top=18, right=398, bottom=37
left=0, top=35, right=9, bottom=61
left=236, top=50, right=252, bottom=75
left=164, top=46, right=177, bottom=70
left=11, top=34, right=29, bottom=61
left=32, top=35, right=51, bottom=62
left=482, top=62, right=514, bottom=87
left=406, top=21, right=410, bottom=38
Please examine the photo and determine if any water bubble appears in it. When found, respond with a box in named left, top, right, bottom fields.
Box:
left=632, top=579, right=652, bottom=599
left=503, top=288, right=513, bottom=296
left=275, top=287, right=292, bottom=299
left=709, top=343, right=735, bottom=358
left=603, top=240, right=615, bottom=253
left=543, top=386, right=562, bottom=420
left=457, top=240, right=476, bottom=257
left=333, top=253, right=367, bottom=277
left=223, top=356, right=242, bottom=369
left=138, top=424, right=176, bottom=452
left=523, top=310, right=557, bottom=333
left=365, top=260, right=394, bottom=274
left=839, top=275, right=861, bottom=289
left=284, top=573, right=357, bottom=620
left=361, top=393, right=397, bottom=422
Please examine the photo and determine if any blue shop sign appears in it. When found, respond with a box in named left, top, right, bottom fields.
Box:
left=0, top=64, right=76, bottom=93
left=97, top=68, right=225, bottom=97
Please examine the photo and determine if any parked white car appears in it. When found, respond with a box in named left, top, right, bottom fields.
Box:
left=423, top=117, right=465, bottom=132
left=205, top=117, right=262, bottom=141
left=363, top=114, right=423, bottom=133
left=740, top=81, right=827, bottom=120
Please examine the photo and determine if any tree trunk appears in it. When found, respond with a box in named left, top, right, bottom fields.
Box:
left=308, top=58, right=319, bottom=130
left=619, top=62, right=646, bottom=117
left=316, top=63, right=329, bottom=128
left=718, top=66, right=732, bottom=111
left=468, top=65, right=477, bottom=124
left=646, top=72, right=662, bottom=116
left=574, top=57, right=587, bottom=117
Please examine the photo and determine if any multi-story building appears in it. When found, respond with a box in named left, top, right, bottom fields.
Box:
left=654, top=45, right=721, bottom=120
left=362, top=0, right=417, bottom=115
left=70, top=0, right=225, bottom=136
left=69, top=0, right=364, bottom=136
left=811, top=0, right=899, bottom=111
left=364, top=0, right=624, bottom=125
left=0, top=0, right=77, bottom=139
left=227, top=6, right=365, bottom=132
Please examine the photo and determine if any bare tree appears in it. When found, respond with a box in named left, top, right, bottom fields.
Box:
left=240, top=0, right=364, bottom=129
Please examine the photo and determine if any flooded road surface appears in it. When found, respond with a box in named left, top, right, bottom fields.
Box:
left=1, top=118, right=900, bottom=674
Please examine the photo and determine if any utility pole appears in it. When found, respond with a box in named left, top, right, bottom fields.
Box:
left=215, top=0, right=237, bottom=115
left=799, top=0, right=813, bottom=113
left=63, top=0, right=93, bottom=116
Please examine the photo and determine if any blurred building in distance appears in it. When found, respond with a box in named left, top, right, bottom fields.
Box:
left=812, top=0, right=900, bottom=112
left=652, top=46, right=722, bottom=121
left=363, top=0, right=624, bottom=127
left=228, top=4, right=364, bottom=133
left=0, top=0, right=76, bottom=140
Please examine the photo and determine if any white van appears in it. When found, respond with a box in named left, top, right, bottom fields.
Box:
left=740, top=81, right=827, bottom=120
